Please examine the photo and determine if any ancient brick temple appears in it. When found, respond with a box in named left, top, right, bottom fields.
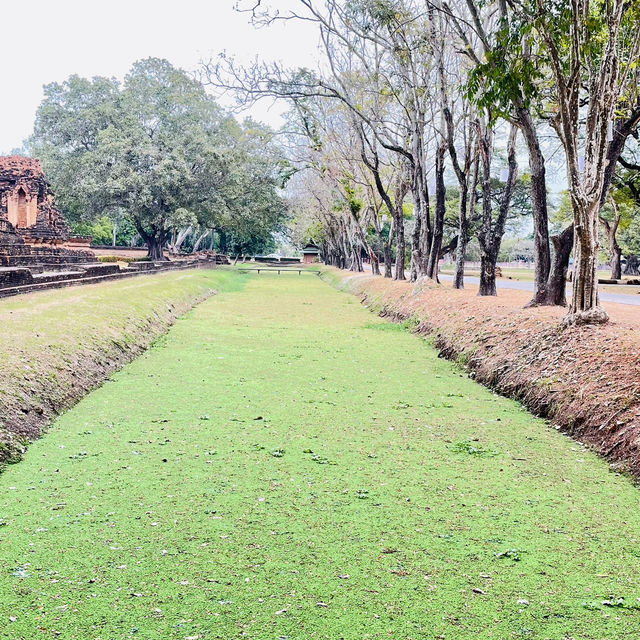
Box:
left=0, top=156, right=96, bottom=272
left=0, top=156, right=70, bottom=245
left=0, top=155, right=220, bottom=295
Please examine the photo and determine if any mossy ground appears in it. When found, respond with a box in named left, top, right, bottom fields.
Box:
left=1, top=271, right=639, bottom=639
left=0, top=268, right=223, bottom=453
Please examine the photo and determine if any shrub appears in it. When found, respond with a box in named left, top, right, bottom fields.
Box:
left=98, top=256, right=142, bottom=264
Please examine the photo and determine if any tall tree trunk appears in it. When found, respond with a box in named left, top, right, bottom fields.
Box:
left=602, top=220, right=622, bottom=280
left=349, top=208, right=376, bottom=276
left=516, top=104, right=552, bottom=304
left=477, top=124, right=519, bottom=297
left=601, top=201, right=622, bottom=280
left=393, top=181, right=408, bottom=281
left=610, top=241, right=622, bottom=280
left=135, top=219, right=165, bottom=262
left=625, top=255, right=640, bottom=275
left=112, top=222, right=117, bottom=248
left=377, top=216, right=394, bottom=278
left=410, top=213, right=421, bottom=282
left=410, top=163, right=431, bottom=281
left=530, top=226, right=574, bottom=308
left=426, top=144, right=446, bottom=280
left=170, top=226, right=193, bottom=254
left=540, top=225, right=574, bottom=306
left=418, top=188, right=433, bottom=278
left=340, top=222, right=351, bottom=270
left=351, top=239, right=363, bottom=272
left=410, top=118, right=431, bottom=280
left=478, top=251, right=498, bottom=296
left=453, top=185, right=468, bottom=290
left=192, top=229, right=211, bottom=253
left=146, top=236, right=165, bottom=261
left=383, top=241, right=393, bottom=278
left=394, top=205, right=406, bottom=281
left=453, top=153, right=479, bottom=290
left=371, top=251, right=381, bottom=275
left=569, top=201, right=607, bottom=322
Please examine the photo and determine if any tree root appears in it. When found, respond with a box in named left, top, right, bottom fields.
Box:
left=563, top=306, right=609, bottom=326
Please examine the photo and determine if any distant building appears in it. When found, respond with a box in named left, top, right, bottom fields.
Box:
left=302, top=242, right=320, bottom=264
left=0, top=156, right=70, bottom=246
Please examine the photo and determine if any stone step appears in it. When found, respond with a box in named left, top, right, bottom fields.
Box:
left=0, top=267, right=33, bottom=287
left=0, top=255, right=90, bottom=266
left=0, top=260, right=206, bottom=298
left=32, top=271, right=87, bottom=284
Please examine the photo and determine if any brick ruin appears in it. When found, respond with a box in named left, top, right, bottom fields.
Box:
left=0, top=156, right=71, bottom=245
left=0, top=156, right=96, bottom=270
left=0, top=155, right=222, bottom=297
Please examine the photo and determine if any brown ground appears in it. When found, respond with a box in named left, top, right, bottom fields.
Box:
left=91, top=247, right=148, bottom=258
left=332, top=269, right=640, bottom=476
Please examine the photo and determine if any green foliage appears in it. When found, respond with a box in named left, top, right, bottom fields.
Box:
left=498, top=237, right=535, bottom=262
left=345, top=0, right=406, bottom=30
left=340, top=176, right=364, bottom=216
left=620, top=214, right=640, bottom=255
left=30, top=59, right=287, bottom=257
left=467, top=19, right=544, bottom=119
left=72, top=215, right=113, bottom=245
left=468, top=0, right=640, bottom=124
left=550, top=191, right=573, bottom=231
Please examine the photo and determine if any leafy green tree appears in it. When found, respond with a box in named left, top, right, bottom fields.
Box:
left=72, top=216, right=114, bottom=245
left=30, top=59, right=286, bottom=260
left=30, top=75, right=120, bottom=227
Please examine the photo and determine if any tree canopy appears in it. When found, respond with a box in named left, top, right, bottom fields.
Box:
left=205, top=0, right=640, bottom=323
left=30, top=58, right=288, bottom=259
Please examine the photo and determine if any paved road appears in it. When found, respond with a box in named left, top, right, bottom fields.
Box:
left=439, top=273, right=640, bottom=307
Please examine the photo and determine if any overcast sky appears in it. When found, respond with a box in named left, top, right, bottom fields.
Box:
left=0, top=0, right=318, bottom=154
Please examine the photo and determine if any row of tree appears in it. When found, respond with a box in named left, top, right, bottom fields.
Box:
left=210, top=0, right=640, bottom=324
left=30, top=58, right=288, bottom=260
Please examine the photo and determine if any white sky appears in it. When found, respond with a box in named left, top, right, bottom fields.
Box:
left=0, top=0, right=319, bottom=154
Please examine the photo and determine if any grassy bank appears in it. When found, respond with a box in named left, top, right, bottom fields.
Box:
left=327, top=268, right=640, bottom=476
left=1, top=272, right=639, bottom=639
left=0, top=268, right=241, bottom=466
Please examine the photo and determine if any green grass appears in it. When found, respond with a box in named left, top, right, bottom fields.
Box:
left=0, top=268, right=229, bottom=362
left=0, top=268, right=235, bottom=454
left=1, top=272, right=640, bottom=639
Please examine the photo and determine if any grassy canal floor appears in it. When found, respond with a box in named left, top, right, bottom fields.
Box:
left=1, top=270, right=640, bottom=639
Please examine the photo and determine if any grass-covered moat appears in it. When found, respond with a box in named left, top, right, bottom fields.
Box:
left=0, top=268, right=229, bottom=466
left=1, top=271, right=639, bottom=639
